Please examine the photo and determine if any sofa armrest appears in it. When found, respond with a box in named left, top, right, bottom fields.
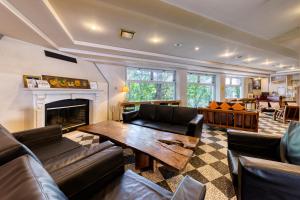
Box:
left=227, top=129, right=281, bottom=161
left=13, top=125, right=62, bottom=148
left=172, top=176, right=206, bottom=200
left=187, top=114, right=204, bottom=138
left=122, top=110, right=139, bottom=123
left=238, top=156, right=300, bottom=200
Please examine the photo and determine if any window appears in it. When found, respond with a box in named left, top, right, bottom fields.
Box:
left=126, top=67, right=176, bottom=101
left=225, top=77, right=242, bottom=98
left=187, top=73, right=216, bottom=107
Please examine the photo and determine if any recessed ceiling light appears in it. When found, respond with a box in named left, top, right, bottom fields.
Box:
left=149, top=36, right=163, bottom=44
left=290, top=67, right=296, bottom=70
left=83, top=22, right=104, bottom=32
left=243, top=57, right=256, bottom=63
left=220, top=51, right=235, bottom=58
left=261, top=60, right=273, bottom=65
left=120, top=29, right=135, bottom=40
left=194, top=46, right=200, bottom=51
left=174, top=43, right=182, bottom=47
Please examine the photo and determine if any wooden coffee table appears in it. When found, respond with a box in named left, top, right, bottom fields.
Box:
left=78, top=121, right=199, bottom=172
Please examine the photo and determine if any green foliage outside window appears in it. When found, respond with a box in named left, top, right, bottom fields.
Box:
left=187, top=73, right=215, bottom=108
left=126, top=68, right=175, bottom=101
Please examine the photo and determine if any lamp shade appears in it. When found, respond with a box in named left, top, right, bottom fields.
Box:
left=121, top=86, right=129, bottom=93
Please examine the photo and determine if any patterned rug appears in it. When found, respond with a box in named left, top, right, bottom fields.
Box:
left=64, top=113, right=289, bottom=200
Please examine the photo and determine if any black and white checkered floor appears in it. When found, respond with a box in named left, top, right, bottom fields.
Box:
left=65, top=113, right=289, bottom=200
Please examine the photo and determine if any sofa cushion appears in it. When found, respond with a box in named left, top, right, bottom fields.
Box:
left=138, top=104, right=157, bottom=121
left=31, top=137, right=81, bottom=162
left=43, top=141, right=115, bottom=173
left=280, top=121, right=300, bottom=165
left=155, top=105, right=174, bottom=123
left=0, top=155, right=67, bottom=200
left=143, top=122, right=187, bottom=135
left=130, top=119, right=149, bottom=126
left=0, top=124, right=40, bottom=165
left=50, top=146, right=124, bottom=197
left=172, top=107, right=198, bottom=125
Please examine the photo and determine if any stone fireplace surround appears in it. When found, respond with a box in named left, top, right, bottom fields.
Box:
left=25, top=88, right=103, bottom=128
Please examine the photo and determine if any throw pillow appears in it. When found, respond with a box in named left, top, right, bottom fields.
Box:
left=220, top=102, right=231, bottom=110
left=232, top=103, right=245, bottom=111
left=209, top=101, right=219, bottom=109
left=280, top=121, right=300, bottom=165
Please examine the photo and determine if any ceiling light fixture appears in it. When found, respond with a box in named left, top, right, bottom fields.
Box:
left=120, top=29, right=135, bottom=40
left=194, top=46, right=200, bottom=51
left=243, top=57, right=256, bottom=63
left=174, top=43, right=182, bottom=47
left=261, top=60, right=273, bottom=65
left=149, top=36, right=163, bottom=44
left=220, top=51, right=235, bottom=58
left=290, top=67, right=296, bottom=70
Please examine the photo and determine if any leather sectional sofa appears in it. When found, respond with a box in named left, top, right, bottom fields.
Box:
left=0, top=124, right=206, bottom=200
left=227, top=121, right=300, bottom=200
left=122, top=104, right=204, bottom=138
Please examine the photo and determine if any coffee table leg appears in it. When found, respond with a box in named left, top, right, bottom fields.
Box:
left=135, top=151, right=153, bottom=170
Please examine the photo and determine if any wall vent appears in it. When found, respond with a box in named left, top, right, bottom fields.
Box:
left=44, top=50, right=77, bottom=63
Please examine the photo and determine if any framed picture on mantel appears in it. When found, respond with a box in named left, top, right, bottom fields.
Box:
left=42, top=75, right=90, bottom=89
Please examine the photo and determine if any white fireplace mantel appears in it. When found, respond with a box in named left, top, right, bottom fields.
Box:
left=25, top=88, right=103, bottom=128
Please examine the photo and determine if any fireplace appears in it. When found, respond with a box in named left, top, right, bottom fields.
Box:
left=45, top=99, right=89, bottom=133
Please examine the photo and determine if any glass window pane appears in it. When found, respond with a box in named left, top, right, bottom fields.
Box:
left=187, top=74, right=198, bottom=83
left=187, top=83, right=213, bottom=107
left=153, top=71, right=174, bottom=82
left=225, top=77, right=231, bottom=85
left=231, top=78, right=241, bottom=85
left=126, top=68, right=175, bottom=101
left=127, top=68, right=151, bottom=81
left=127, top=82, right=156, bottom=101
left=225, top=86, right=241, bottom=98
left=199, top=75, right=213, bottom=84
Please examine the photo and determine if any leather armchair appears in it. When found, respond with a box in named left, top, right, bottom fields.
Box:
left=227, top=121, right=300, bottom=200
left=90, top=170, right=206, bottom=200
left=238, top=156, right=300, bottom=200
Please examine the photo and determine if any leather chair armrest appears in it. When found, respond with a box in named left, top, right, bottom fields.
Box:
left=13, top=125, right=62, bottom=148
left=227, top=129, right=282, bottom=161
left=238, top=156, right=300, bottom=200
left=122, top=110, right=139, bottom=123
left=172, top=176, right=206, bottom=200
left=187, top=114, right=204, bottom=137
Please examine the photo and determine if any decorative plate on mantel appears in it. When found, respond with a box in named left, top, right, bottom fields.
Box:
left=42, top=75, right=90, bottom=89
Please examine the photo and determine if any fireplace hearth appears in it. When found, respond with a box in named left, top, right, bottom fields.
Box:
left=45, top=99, right=89, bottom=133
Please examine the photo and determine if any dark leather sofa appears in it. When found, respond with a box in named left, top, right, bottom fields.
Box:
left=0, top=124, right=206, bottom=200
left=123, top=104, right=204, bottom=138
left=227, top=121, right=300, bottom=200
left=0, top=124, right=124, bottom=199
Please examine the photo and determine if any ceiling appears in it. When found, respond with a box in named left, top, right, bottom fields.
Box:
left=0, top=0, right=299, bottom=76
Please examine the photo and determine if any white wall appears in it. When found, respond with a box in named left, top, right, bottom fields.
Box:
left=0, top=37, right=108, bottom=132
left=96, top=64, right=126, bottom=120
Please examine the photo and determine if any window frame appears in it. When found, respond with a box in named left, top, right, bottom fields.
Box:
left=186, top=72, right=216, bottom=107
left=225, top=77, right=243, bottom=98
left=125, top=67, right=176, bottom=101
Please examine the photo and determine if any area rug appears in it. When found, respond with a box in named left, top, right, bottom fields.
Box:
left=64, top=114, right=289, bottom=200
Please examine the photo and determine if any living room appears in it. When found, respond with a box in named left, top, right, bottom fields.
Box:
left=0, top=0, right=300, bottom=200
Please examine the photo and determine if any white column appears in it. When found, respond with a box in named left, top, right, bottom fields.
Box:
left=176, top=69, right=187, bottom=106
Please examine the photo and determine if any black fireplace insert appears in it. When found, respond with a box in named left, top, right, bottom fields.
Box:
left=45, top=99, right=89, bottom=133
